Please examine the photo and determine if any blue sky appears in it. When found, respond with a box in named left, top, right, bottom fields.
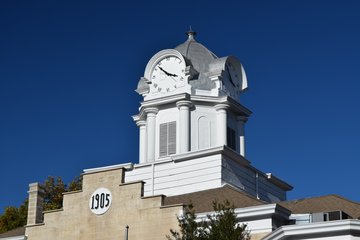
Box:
left=1, top=0, right=360, bottom=213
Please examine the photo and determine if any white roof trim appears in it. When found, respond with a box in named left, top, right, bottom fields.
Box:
left=83, top=163, right=133, bottom=174
left=196, top=203, right=281, bottom=220
left=0, top=236, right=25, bottom=240
left=263, top=219, right=360, bottom=240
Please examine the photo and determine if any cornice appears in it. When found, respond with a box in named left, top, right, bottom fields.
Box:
left=83, top=163, right=133, bottom=174
left=196, top=203, right=290, bottom=221
left=172, top=146, right=224, bottom=162
left=222, top=146, right=251, bottom=166
left=134, top=93, right=252, bottom=121
left=0, top=236, right=26, bottom=240
left=227, top=96, right=252, bottom=116
left=190, top=95, right=228, bottom=103
left=191, top=95, right=252, bottom=116
left=262, top=219, right=360, bottom=240
left=266, top=173, right=294, bottom=191
left=141, top=93, right=190, bottom=108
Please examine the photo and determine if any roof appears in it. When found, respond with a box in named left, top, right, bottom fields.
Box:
left=175, top=31, right=217, bottom=73
left=262, top=219, right=360, bottom=240
left=174, top=31, right=218, bottom=90
left=0, top=227, right=25, bottom=238
left=279, top=194, right=360, bottom=219
left=164, top=185, right=266, bottom=213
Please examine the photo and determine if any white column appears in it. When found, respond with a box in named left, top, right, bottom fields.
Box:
left=237, top=116, right=247, bottom=157
left=145, top=108, right=158, bottom=162
left=136, top=120, right=147, bottom=164
left=215, top=104, right=229, bottom=147
left=176, top=100, right=192, bottom=153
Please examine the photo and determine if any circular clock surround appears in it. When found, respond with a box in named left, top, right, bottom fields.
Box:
left=144, top=49, right=187, bottom=95
left=150, top=55, right=185, bottom=93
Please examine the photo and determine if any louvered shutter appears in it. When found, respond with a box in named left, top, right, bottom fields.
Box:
left=227, top=127, right=236, bottom=151
left=159, top=123, right=168, bottom=157
left=168, top=121, right=176, bottom=155
left=159, top=121, right=177, bottom=157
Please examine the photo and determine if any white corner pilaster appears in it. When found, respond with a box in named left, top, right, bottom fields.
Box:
left=136, top=120, right=147, bottom=164
left=237, top=116, right=248, bottom=157
left=176, top=100, right=193, bottom=153
left=144, top=107, right=158, bottom=162
left=215, top=104, right=229, bottom=147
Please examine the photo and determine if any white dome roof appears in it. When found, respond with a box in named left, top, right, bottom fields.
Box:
left=174, top=31, right=218, bottom=90
left=175, top=31, right=217, bottom=76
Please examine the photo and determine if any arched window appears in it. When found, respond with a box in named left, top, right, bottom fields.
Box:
left=198, top=116, right=211, bottom=150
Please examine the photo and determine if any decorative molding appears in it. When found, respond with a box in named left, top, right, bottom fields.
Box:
left=144, top=107, right=159, bottom=115
left=263, top=219, right=360, bottom=240
left=135, top=120, right=146, bottom=127
left=236, top=115, right=248, bottom=123
left=142, top=93, right=190, bottom=108
left=172, top=146, right=224, bottom=162
left=266, top=173, right=293, bottom=191
left=0, top=236, right=27, bottom=240
left=176, top=100, right=193, bottom=109
left=83, top=163, right=133, bottom=174
left=190, top=95, right=228, bottom=103
left=222, top=146, right=251, bottom=166
left=196, top=203, right=290, bottom=221
left=214, top=103, right=230, bottom=111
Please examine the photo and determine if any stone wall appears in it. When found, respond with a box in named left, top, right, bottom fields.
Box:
left=25, top=167, right=182, bottom=240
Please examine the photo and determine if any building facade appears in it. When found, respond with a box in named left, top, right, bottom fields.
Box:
left=2, top=31, right=360, bottom=240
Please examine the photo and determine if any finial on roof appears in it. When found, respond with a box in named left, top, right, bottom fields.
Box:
left=186, top=26, right=196, bottom=41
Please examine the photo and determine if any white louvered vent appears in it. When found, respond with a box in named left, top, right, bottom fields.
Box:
left=159, top=121, right=176, bottom=157
left=168, top=121, right=176, bottom=155
left=159, top=123, right=168, bottom=157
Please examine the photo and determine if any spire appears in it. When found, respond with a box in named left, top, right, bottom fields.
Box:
left=186, top=26, right=196, bottom=41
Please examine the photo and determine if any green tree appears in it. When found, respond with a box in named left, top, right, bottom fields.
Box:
left=42, top=175, right=82, bottom=211
left=167, top=200, right=251, bottom=240
left=67, top=175, right=82, bottom=192
left=42, top=176, right=66, bottom=211
left=167, top=204, right=207, bottom=240
left=0, top=199, right=28, bottom=233
left=0, top=175, right=82, bottom=233
left=206, top=200, right=250, bottom=240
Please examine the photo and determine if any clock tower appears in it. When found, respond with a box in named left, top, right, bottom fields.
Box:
left=129, top=31, right=292, bottom=202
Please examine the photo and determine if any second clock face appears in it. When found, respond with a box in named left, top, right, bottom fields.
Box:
left=151, top=55, right=185, bottom=93
left=224, top=63, right=239, bottom=98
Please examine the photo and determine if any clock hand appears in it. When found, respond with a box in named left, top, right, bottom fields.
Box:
left=158, top=66, right=171, bottom=76
left=168, top=73, right=178, bottom=77
left=159, top=66, right=178, bottom=77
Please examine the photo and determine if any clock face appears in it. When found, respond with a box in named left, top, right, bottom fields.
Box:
left=224, top=63, right=239, bottom=97
left=151, top=55, right=185, bottom=93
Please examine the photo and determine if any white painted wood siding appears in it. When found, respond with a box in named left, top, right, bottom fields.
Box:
left=125, top=154, right=223, bottom=197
